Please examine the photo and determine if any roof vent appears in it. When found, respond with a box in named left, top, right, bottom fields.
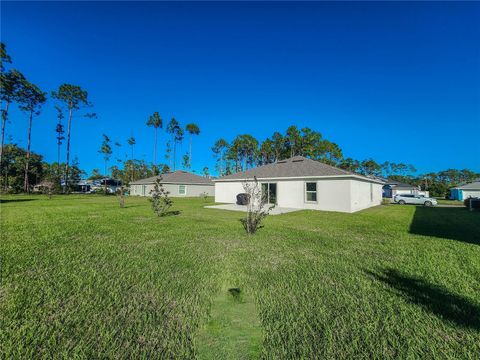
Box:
left=292, top=159, right=304, bottom=162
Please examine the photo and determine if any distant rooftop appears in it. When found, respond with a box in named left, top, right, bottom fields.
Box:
left=130, top=171, right=214, bottom=185
left=452, top=180, right=480, bottom=190
left=385, top=179, right=420, bottom=190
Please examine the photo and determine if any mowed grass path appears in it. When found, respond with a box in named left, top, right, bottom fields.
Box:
left=1, top=195, right=479, bottom=359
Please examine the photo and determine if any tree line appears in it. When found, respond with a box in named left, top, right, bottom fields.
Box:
left=211, top=127, right=479, bottom=197
left=1, top=42, right=478, bottom=197
left=1, top=42, right=204, bottom=193
left=1, top=42, right=96, bottom=192
left=89, top=117, right=204, bottom=188
left=211, top=126, right=415, bottom=176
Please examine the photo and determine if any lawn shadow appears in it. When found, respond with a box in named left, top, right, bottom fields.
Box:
left=162, top=210, right=181, bottom=217
left=0, top=198, right=37, bottom=204
left=409, top=206, right=480, bottom=246
left=367, top=268, right=480, bottom=330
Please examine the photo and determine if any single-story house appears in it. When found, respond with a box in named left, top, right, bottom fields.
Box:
left=214, top=156, right=384, bottom=213
left=130, top=171, right=214, bottom=197
left=382, top=180, right=429, bottom=198
left=450, top=181, right=480, bottom=200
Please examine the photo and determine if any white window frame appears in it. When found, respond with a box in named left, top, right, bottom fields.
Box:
left=305, top=181, right=318, bottom=203
left=178, top=184, right=187, bottom=195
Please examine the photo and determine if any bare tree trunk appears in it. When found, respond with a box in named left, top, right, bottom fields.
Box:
left=153, top=127, right=157, bottom=166
left=64, top=106, right=73, bottom=193
left=189, top=134, right=192, bottom=169
left=24, top=111, right=33, bottom=193
left=220, top=152, right=223, bottom=176
left=57, top=142, right=61, bottom=171
left=104, top=160, right=108, bottom=194
left=173, top=139, right=177, bottom=171
left=0, top=102, right=9, bottom=177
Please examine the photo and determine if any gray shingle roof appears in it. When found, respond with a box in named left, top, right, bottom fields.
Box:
left=385, top=180, right=419, bottom=190
left=130, top=171, right=214, bottom=185
left=215, top=156, right=380, bottom=182
left=453, top=181, right=480, bottom=190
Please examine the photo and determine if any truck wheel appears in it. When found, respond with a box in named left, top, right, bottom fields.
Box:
left=398, top=200, right=406, bottom=205
left=424, top=201, right=432, bottom=207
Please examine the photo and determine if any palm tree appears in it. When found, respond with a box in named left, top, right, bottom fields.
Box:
left=51, top=84, right=94, bottom=192
left=127, top=136, right=136, bottom=159
left=259, top=138, right=274, bottom=165
left=18, top=79, right=47, bottom=192
left=167, top=117, right=180, bottom=170
left=0, top=69, right=25, bottom=170
left=146, top=112, right=162, bottom=166
left=55, top=106, right=65, bottom=171
left=173, top=127, right=184, bottom=171
left=232, top=134, right=258, bottom=171
left=99, top=134, right=112, bottom=194
left=212, top=138, right=229, bottom=176
left=126, top=136, right=136, bottom=183
left=114, top=141, right=121, bottom=163
left=185, top=123, right=200, bottom=169
left=286, top=125, right=300, bottom=158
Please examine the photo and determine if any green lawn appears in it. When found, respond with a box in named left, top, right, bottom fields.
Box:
left=1, top=195, right=479, bottom=359
left=436, top=199, right=464, bottom=206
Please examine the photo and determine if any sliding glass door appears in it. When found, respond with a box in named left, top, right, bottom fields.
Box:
left=261, top=183, right=277, bottom=204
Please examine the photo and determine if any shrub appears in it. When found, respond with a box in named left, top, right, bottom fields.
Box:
left=200, top=192, right=209, bottom=202
left=149, top=177, right=173, bottom=217
left=42, top=181, right=55, bottom=199
left=240, top=177, right=274, bottom=235
left=382, top=198, right=390, bottom=205
left=115, top=186, right=127, bottom=208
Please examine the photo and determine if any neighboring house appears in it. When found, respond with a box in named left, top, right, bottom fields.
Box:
left=450, top=181, right=480, bottom=200
left=130, top=171, right=214, bottom=197
left=57, top=178, right=121, bottom=193
left=382, top=180, right=429, bottom=198
left=214, top=156, right=383, bottom=213
left=89, top=178, right=122, bottom=194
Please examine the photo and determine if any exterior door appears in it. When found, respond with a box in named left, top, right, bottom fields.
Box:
left=261, top=183, right=277, bottom=204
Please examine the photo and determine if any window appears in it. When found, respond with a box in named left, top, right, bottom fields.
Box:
left=179, top=185, right=186, bottom=195
left=142, top=185, right=146, bottom=196
left=305, top=182, right=317, bottom=202
left=370, top=183, right=373, bottom=202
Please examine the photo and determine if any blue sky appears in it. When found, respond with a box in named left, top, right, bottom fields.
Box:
left=2, top=1, right=479, bottom=176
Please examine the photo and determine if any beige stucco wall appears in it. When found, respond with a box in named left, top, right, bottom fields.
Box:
left=350, top=179, right=383, bottom=212
left=276, top=179, right=352, bottom=212
left=130, top=183, right=214, bottom=197
left=214, top=181, right=247, bottom=204
left=214, top=177, right=382, bottom=213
